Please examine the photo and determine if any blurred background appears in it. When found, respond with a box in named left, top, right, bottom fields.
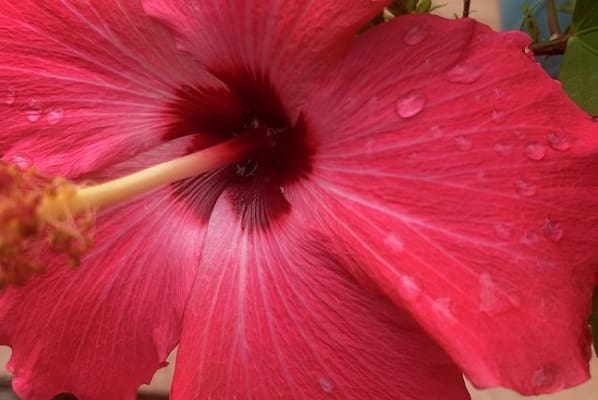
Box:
left=1, top=1, right=597, bottom=399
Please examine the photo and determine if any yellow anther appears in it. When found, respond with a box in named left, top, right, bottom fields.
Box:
left=0, top=163, right=93, bottom=288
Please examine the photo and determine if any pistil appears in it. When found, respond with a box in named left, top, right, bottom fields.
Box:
left=1, top=131, right=264, bottom=288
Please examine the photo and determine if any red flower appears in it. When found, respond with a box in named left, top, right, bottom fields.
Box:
left=1, top=1, right=598, bottom=399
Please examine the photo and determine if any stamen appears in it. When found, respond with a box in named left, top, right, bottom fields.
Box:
left=1, top=133, right=264, bottom=288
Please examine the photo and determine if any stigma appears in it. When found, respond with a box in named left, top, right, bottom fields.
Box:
left=0, top=132, right=266, bottom=288
left=0, top=164, right=93, bottom=288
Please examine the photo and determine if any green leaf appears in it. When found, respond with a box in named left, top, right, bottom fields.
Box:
left=522, top=4, right=541, bottom=42
left=415, top=0, right=431, bottom=14
left=559, top=0, right=598, bottom=114
left=591, top=286, right=598, bottom=357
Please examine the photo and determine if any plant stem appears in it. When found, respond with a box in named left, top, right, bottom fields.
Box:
left=529, top=34, right=570, bottom=55
left=546, top=0, right=562, bottom=37
left=462, top=0, right=471, bottom=18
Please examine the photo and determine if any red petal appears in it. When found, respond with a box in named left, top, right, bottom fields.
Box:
left=171, top=197, right=469, bottom=400
left=142, top=0, right=389, bottom=120
left=0, top=140, right=208, bottom=399
left=304, top=15, right=598, bottom=394
left=0, top=0, right=232, bottom=176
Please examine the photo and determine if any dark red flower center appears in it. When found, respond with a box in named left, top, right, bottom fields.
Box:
left=164, top=71, right=312, bottom=230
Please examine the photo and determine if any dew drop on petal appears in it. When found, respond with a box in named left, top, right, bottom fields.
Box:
left=592, top=116, right=598, bottom=123
left=454, top=135, right=472, bottom=151
left=493, top=223, right=512, bottom=240
left=445, top=62, right=482, bottom=84
left=515, top=179, right=537, bottom=197
left=403, top=24, right=427, bottom=46
left=395, top=91, right=426, bottom=119
left=546, top=132, right=571, bottom=151
left=430, top=125, right=444, bottom=139
left=318, top=377, right=335, bottom=394
left=366, top=95, right=379, bottom=109
left=520, top=230, right=540, bottom=248
left=4, top=86, right=16, bottom=105
left=433, top=297, right=456, bottom=323
left=532, top=365, right=562, bottom=392
left=513, top=128, right=526, bottom=140
left=7, top=154, right=32, bottom=170
left=491, top=109, right=506, bottom=123
left=543, top=218, right=563, bottom=242
left=384, top=232, right=404, bottom=253
left=25, top=99, right=43, bottom=122
left=479, top=273, right=498, bottom=313
left=494, top=88, right=506, bottom=100
left=493, top=141, right=513, bottom=157
left=398, top=275, right=422, bottom=302
left=46, top=108, right=64, bottom=125
left=525, top=142, right=547, bottom=160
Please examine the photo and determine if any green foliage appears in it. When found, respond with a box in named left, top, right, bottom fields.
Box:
left=522, top=4, right=542, bottom=42
left=559, top=0, right=598, bottom=114
left=558, top=0, right=576, bottom=14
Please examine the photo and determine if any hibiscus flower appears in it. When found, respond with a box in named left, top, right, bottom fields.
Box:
left=1, top=1, right=598, bottom=399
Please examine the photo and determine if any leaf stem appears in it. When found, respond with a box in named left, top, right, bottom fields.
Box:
left=546, top=0, right=562, bottom=37
left=529, top=34, right=570, bottom=55
left=462, top=0, right=471, bottom=18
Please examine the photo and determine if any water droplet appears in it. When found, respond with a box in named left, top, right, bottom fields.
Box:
left=592, top=116, right=598, bottom=123
left=403, top=24, right=427, bottom=46
left=537, top=259, right=557, bottom=271
left=398, top=275, right=422, bottom=301
left=384, top=233, right=404, bottom=253
left=491, top=109, right=506, bottom=123
left=494, top=88, right=506, bottom=99
left=433, top=298, right=456, bottom=323
left=430, top=125, right=444, bottom=139
left=546, top=132, right=570, bottom=151
left=4, top=86, right=16, bottom=105
left=479, top=273, right=498, bottom=313
left=479, top=272, right=520, bottom=314
left=7, top=154, right=32, bottom=170
left=532, top=365, right=562, bottom=391
left=515, top=179, right=537, bottom=197
left=543, top=218, right=563, bottom=242
left=25, top=99, right=43, bottom=122
left=445, top=62, right=482, bottom=84
left=46, top=108, right=64, bottom=125
left=454, top=135, right=472, bottom=151
left=395, top=91, right=426, bottom=119
left=520, top=231, right=540, bottom=247
left=318, top=377, right=335, bottom=394
left=513, top=129, right=526, bottom=140
left=525, top=142, right=547, bottom=160
left=493, top=141, right=512, bottom=157
left=366, top=96, right=379, bottom=109
left=493, top=223, right=512, bottom=240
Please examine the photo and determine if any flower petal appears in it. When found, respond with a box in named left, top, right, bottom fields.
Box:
left=0, top=139, right=212, bottom=399
left=304, top=15, right=598, bottom=394
left=142, top=0, right=389, bottom=120
left=0, top=0, right=238, bottom=176
left=171, top=195, right=469, bottom=400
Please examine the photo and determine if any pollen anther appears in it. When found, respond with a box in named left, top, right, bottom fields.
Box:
left=0, top=163, right=93, bottom=288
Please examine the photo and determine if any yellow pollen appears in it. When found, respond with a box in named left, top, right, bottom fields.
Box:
left=0, top=134, right=263, bottom=288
